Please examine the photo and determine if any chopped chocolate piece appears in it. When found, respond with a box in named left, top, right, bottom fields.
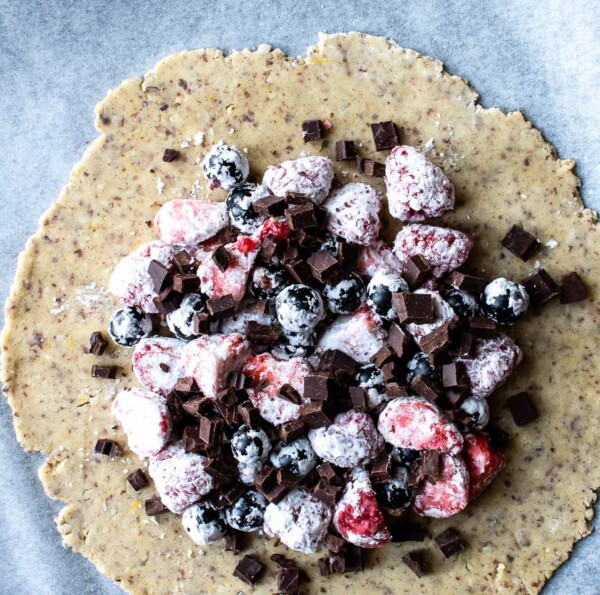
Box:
left=313, top=479, right=341, bottom=507
left=402, top=551, right=428, bottom=577
left=88, top=331, right=108, bottom=356
left=296, top=228, right=326, bottom=250
left=91, top=365, right=119, bottom=379
left=386, top=382, right=410, bottom=398
left=301, top=401, right=334, bottom=429
left=304, top=373, right=330, bottom=401
left=127, top=468, right=148, bottom=491
left=434, top=527, right=466, bottom=558
left=389, top=521, right=428, bottom=543
left=263, top=483, right=288, bottom=503
left=349, top=386, right=367, bottom=412
left=162, top=148, right=180, bottom=162
left=256, top=465, right=278, bottom=495
left=166, top=390, right=186, bottom=430
left=225, top=531, right=243, bottom=555
left=206, top=294, right=235, bottom=319
left=420, top=322, right=451, bottom=355
left=192, top=313, right=211, bottom=335
left=282, top=243, right=300, bottom=264
left=487, top=424, right=511, bottom=449
left=153, top=286, right=182, bottom=315
left=370, top=121, right=399, bottom=151
left=284, top=258, right=313, bottom=284
left=199, top=415, right=223, bottom=446
left=560, top=272, right=588, bottom=304
left=204, top=457, right=238, bottom=484
left=147, top=259, right=171, bottom=293
left=501, top=225, right=540, bottom=261
left=285, top=203, right=318, bottom=230
left=278, top=418, right=306, bottom=443
left=422, top=450, right=441, bottom=484
left=173, top=249, right=195, bottom=273
left=329, top=554, right=347, bottom=574
left=371, top=453, right=392, bottom=483
left=522, top=269, right=560, bottom=306
left=381, top=359, right=403, bottom=383
left=181, top=396, right=212, bottom=417
left=246, top=299, right=270, bottom=315
left=211, top=245, right=231, bottom=272
left=445, top=387, right=467, bottom=406
left=337, top=240, right=361, bottom=269
left=257, top=236, right=278, bottom=263
left=370, top=345, right=394, bottom=367
left=144, top=496, right=168, bottom=516
left=182, top=425, right=205, bottom=453
left=411, top=374, right=440, bottom=401
left=343, top=545, right=364, bottom=573
left=217, top=387, right=239, bottom=407
left=307, top=251, right=343, bottom=285
left=467, top=316, right=497, bottom=337
left=363, top=158, right=386, bottom=178
left=253, top=194, right=287, bottom=216
left=318, top=349, right=357, bottom=377
left=507, top=392, right=539, bottom=426
left=246, top=321, right=281, bottom=344
left=324, top=533, right=346, bottom=553
left=302, top=119, right=323, bottom=142
left=318, top=557, right=332, bottom=576
left=446, top=270, right=487, bottom=294
left=174, top=376, right=200, bottom=393
left=402, top=254, right=431, bottom=289
left=278, top=467, right=301, bottom=487
left=221, top=482, right=248, bottom=506
left=233, top=555, right=265, bottom=586
left=94, top=439, right=121, bottom=458
left=278, top=566, right=300, bottom=594
left=270, top=553, right=297, bottom=570
left=218, top=225, right=240, bottom=245
left=442, top=362, right=467, bottom=388
left=277, top=383, right=303, bottom=405
left=448, top=331, right=476, bottom=359
left=317, top=462, right=340, bottom=483
left=237, top=401, right=262, bottom=428
left=393, top=292, right=435, bottom=323
left=387, top=323, right=411, bottom=358
left=335, top=140, right=357, bottom=161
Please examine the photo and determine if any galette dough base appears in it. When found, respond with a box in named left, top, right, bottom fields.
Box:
left=2, top=32, right=599, bottom=595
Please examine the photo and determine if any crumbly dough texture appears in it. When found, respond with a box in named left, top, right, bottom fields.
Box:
left=1, top=32, right=599, bottom=594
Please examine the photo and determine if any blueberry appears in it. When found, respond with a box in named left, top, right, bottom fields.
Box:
left=319, top=232, right=343, bottom=255
left=354, top=364, right=386, bottom=409
left=108, top=306, right=153, bottom=347
left=166, top=293, right=208, bottom=341
left=366, top=270, right=409, bottom=320
left=201, top=143, right=249, bottom=191
left=226, top=182, right=269, bottom=233
left=390, top=447, right=421, bottom=467
left=249, top=264, right=290, bottom=300
left=225, top=489, right=268, bottom=532
left=405, top=351, right=441, bottom=386
left=275, top=328, right=316, bottom=359
left=374, top=468, right=411, bottom=513
left=182, top=502, right=227, bottom=545
left=269, top=438, right=318, bottom=477
left=231, top=425, right=271, bottom=464
left=480, top=278, right=529, bottom=325
left=322, top=273, right=365, bottom=314
left=275, top=284, right=325, bottom=332
left=442, top=287, right=479, bottom=318
left=458, top=397, right=489, bottom=430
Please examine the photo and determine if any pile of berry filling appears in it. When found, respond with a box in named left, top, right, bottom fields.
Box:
left=92, top=123, right=587, bottom=590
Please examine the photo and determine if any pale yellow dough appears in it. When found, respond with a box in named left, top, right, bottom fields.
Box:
left=2, top=32, right=599, bottom=594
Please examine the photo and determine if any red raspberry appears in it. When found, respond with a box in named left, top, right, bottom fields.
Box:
left=356, top=239, right=404, bottom=278
left=154, top=199, right=229, bottom=245
left=393, top=224, right=473, bottom=277
left=333, top=468, right=391, bottom=548
left=243, top=353, right=310, bottom=425
left=378, top=396, right=463, bottom=455
left=462, top=432, right=506, bottom=500
left=412, top=454, right=469, bottom=518
left=385, top=145, right=455, bottom=222
left=148, top=441, right=214, bottom=513
left=258, top=217, right=290, bottom=242
left=112, top=388, right=172, bottom=458
left=132, top=337, right=186, bottom=396
left=182, top=334, right=250, bottom=399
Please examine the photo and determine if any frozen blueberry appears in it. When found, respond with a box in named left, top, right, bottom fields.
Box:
left=238, top=460, right=264, bottom=486
left=390, top=446, right=421, bottom=467
left=108, top=306, right=153, bottom=347
left=366, top=270, right=409, bottom=320
left=458, top=396, right=490, bottom=430
left=269, top=438, right=318, bottom=477
left=274, top=328, right=316, bottom=359
left=201, top=143, right=249, bottom=191
left=249, top=264, right=290, bottom=300
left=275, top=284, right=325, bottom=332
left=182, top=502, right=227, bottom=545
left=354, top=363, right=387, bottom=409
left=319, top=232, right=343, bottom=255
left=231, top=425, right=271, bottom=464
left=442, top=287, right=479, bottom=318
left=374, top=468, right=411, bottom=514
left=226, top=182, right=269, bottom=233
left=166, top=293, right=208, bottom=341
left=322, top=272, right=365, bottom=314
left=225, top=489, right=268, bottom=532
left=405, top=351, right=441, bottom=386
left=480, top=278, right=529, bottom=325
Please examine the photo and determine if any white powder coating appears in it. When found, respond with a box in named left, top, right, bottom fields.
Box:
left=237, top=460, right=264, bottom=485
left=275, top=284, right=325, bottom=332
left=182, top=333, right=250, bottom=399
left=405, top=289, right=458, bottom=341
left=323, top=183, right=382, bottom=246
left=460, top=397, right=490, bottom=429
left=148, top=441, right=213, bottom=513
left=263, top=488, right=332, bottom=553
left=308, top=410, right=384, bottom=468
left=412, top=453, right=469, bottom=518
left=263, top=156, right=334, bottom=204
left=201, top=142, right=249, bottom=190
left=166, top=294, right=207, bottom=339
left=112, top=388, right=172, bottom=458
left=356, top=239, right=404, bottom=278
left=219, top=301, right=275, bottom=335
left=393, top=224, right=473, bottom=277
left=458, top=334, right=523, bottom=399
left=482, top=278, right=530, bottom=316
left=154, top=199, right=229, bottom=245
left=378, top=397, right=464, bottom=455
left=316, top=305, right=386, bottom=363
left=228, top=183, right=270, bottom=234
left=385, top=145, right=455, bottom=222
left=366, top=269, right=409, bottom=320
left=182, top=504, right=226, bottom=545
left=132, top=337, right=187, bottom=396
left=108, top=240, right=178, bottom=313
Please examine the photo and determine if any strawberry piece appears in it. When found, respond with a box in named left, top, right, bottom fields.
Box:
left=393, top=224, right=473, bottom=277
left=243, top=353, right=310, bottom=425
left=112, top=388, right=171, bottom=458
left=132, top=337, right=186, bottom=395
left=385, top=145, right=455, bottom=222
left=182, top=333, right=250, bottom=399
left=413, top=454, right=469, bottom=518
left=148, top=441, right=213, bottom=513
left=333, top=468, right=391, bottom=548
left=316, top=305, right=386, bottom=363
left=462, top=432, right=506, bottom=499
left=154, top=199, right=229, bottom=245
left=378, top=396, right=463, bottom=455
left=356, top=239, right=404, bottom=278
left=405, top=289, right=458, bottom=342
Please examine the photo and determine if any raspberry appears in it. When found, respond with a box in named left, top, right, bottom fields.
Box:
left=263, top=156, right=334, bottom=204
left=405, top=289, right=458, bottom=342
left=308, top=410, right=384, bottom=468
left=412, top=454, right=469, bottom=518
left=112, top=388, right=171, bottom=458
left=333, top=468, right=391, bottom=548
left=393, top=224, right=473, bottom=277
left=356, top=239, right=404, bottom=278
left=148, top=441, right=214, bottom=513
left=316, top=305, right=386, bottom=364
left=385, top=145, right=455, bottom=222
left=132, top=337, right=186, bottom=395
left=257, top=217, right=290, bottom=242
left=462, top=432, right=506, bottom=500
left=323, top=183, right=382, bottom=246
left=182, top=333, right=250, bottom=399
left=378, top=397, right=463, bottom=455
left=243, top=353, right=310, bottom=425
left=154, top=199, right=229, bottom=245
left=108, top=240, right=178, bottom=313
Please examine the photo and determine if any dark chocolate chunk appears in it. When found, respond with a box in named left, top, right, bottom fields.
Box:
left=204, top=457, right=238, bottom=484
left=335, top=140, right=356, bottom=161
left=199, top=415, right=223, bottom=446
left=363, top=158, right=386, bottom=177
left=448, top=331, right=476, bottom=359
left=144, top=496, right=169, bottom=516
left=317, top=462, right=340, bottom=483
left=349, top=386, right=367, bottom=412
left=371, top=453, right=392, bottom=483
left=153, top=286, right=182, bottom=315
left=174, top=376, right=200, bottom=393
left=147, top=259, right=171, bottom=292
left=91, top=365, right=119, bottom=379
left=219, top=225, right=240, bottom=245
left=206, top=294, right=235, bottom=319
left=277, top=383, right=303, bottom=405
left=501, top=225, right=540, bottom=261
left=162, top=148, right=180, bottom=162
left=393, top=292, right=435, bottom=323
left=225, top=531, right=243, bottom=554
left=467, top=316, right=497, bottom=337
left=386, top=382, right=410, bottom=398
left=389, top=521, right=428, bottom=543
left=214, top=482, right=248, bottom=508
left=318, top=349, right=357, bottom=377
left=180, top=395, right=211, bottom=417
left=343, top=545, right=364, bottom=573
left=166, top=390, right=186, bottom=430
left=313, top=479, right=341, bottom=507
left=421, top=450, right=440, bottom=483
left=284, top=258, right=313, bottom=284
left=560, top=272, right=588, bottom=304
left=278, top=418, right=306, bottom=443
left=278, top=467, right=301, bottom=487
left=324, top=533, right=346, bottom=553
left=182, top=425, right=207, bottom=453
left=255, top=465, right=278, bottom=495
left=88, top=331, right=108, bottom=356
left=172, top=273, right=201, bottom=293
left=306, top=251, right=343, bottom=285
left=337, top=240, right=361, bottom=270
left=285, top=203, right=317, bottom=230
left=419, top=322, right=451, bottom=355
left=127, top=468, right=148, bottom=491
left=173, top=249, right=195, bottom=273
left=246, top=300, right=270, bottom=315
left=318, top=556, right=332, bottom=576
left=402, top=551, right=428, bottom=577
left=211, top=245, right=231, bottom=272
left=262, top=483, right=288, bottom=503
left=370, top=121, right=399, bottom=151
left=301, top=401, right=334, bottom=429
left=381, top=359, right=403, bottom=383
left=411, top=374, right=440, bottom=401
left=487, top=424, right=511, bottom=449
left=403, top=255, right=432, bottom=289
left=233, top=555, right=265, bottom=586
left=522, top=269, right=560, bottom=306
left=246, top=321, right=282, bottom=344
left=507, top=392, right=538, bottom=426
left=387, top=323, right=411, bottom=358
left=237, top=401, right=262, bottom=428
left=192, top=313, right=211, bottom=335
left=253, top=194, right=287, bottom=216
left=217, top=386, right=240, bottom=407
left=94, top=439, right=121, bottom=458
left=370, top=345, right=394, bottom=368
left=304, top=374, right=330, bottom=401
left=278, top=566, right=300, bottom=594
left=446, top=271, right=487, bottom=294
left=434, top=527, right=466, bottom=558
left=442, top=362, right=467, bottom=388
left=302, top=119, right=323, bottom=142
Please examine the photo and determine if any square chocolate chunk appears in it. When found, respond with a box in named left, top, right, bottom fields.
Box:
left=307, top=251, right=343, bottom=285
left=335, top=139, right=356, bottom=161
left=522, top=269, right=560, bottom=306
left=363, top=158, right=386, bottom=177
left=393, top=292, right=435, bottom=323
left=144, top=496, right=169, bottom=516
left=387, top=322, right=411, bottom=358
left=211, top=245, right=231, bottom=272
left=162, top=148, right=180, bottom=162
left=507, top=392, right=539, bottom=426
left=285, top=203, right=318, bottom=230
left=560, top=272, right=588, bottom=304
left=233, top=555, right=265, bottom=586
left=302, top=119, right=323, bottom=142
left=446, top=270, right=487, bottom=294
left=402, top=551, right=428, bottom=577
left=370, top=121, right=399, bottom=151
left=403, top=255, right=431, bottom=289
left=434, top=527, right=466, bottom=558
left=94, top=439, right=121, bottom=458
left=279, top=418, right=306, bottom=443
left=127, top=469, right=148, bottom=491
left=304, top=373, right=330, bottom=401
left=501, top=225, right=540, bottom=261
left=88, top=331, right=108, bottom=356
left=206, top=294, right=235, bottom=319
